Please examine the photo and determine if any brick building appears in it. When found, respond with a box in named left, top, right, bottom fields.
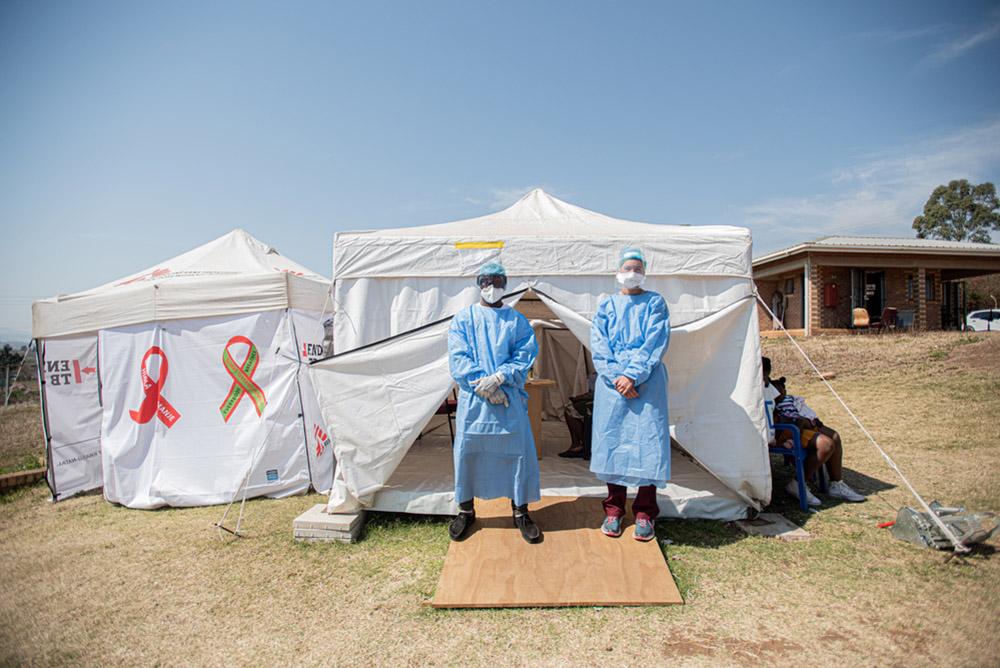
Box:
left=753, top=236, right=1000, bottom=335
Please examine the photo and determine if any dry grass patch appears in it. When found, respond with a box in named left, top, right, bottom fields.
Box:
left=1, top=332, right=998, bottom=666
left=0, top=402, right=44, bottom=474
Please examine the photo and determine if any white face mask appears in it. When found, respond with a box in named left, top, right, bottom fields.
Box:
left=480, top=285, right=504, bottom=304
left=616, top=271, right=646, bottom=289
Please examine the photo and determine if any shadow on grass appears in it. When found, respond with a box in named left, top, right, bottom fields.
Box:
left=767, top=457, right=896, bottom=527
left=655, top=517, right=745, bottom=549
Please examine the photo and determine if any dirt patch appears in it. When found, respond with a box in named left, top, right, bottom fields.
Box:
left=661, top=634, right=801, bottom=660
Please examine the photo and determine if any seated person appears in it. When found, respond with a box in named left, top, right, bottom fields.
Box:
left=558, top=377, right=595, bottom=460
left=763, top=357, right=866, bottom=506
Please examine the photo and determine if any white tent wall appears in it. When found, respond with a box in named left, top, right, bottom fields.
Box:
left=37, top=333, right=103, bottom=501
left=98, top=309, right=335, bottom=509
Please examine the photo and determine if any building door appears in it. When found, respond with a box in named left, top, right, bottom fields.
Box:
left=863, top=271, right=885, bottom=321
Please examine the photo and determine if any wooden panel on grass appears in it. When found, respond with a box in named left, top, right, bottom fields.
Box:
left=431, top=496, right=683, bottom=608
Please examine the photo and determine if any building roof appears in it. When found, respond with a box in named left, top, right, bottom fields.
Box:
left=754, top=235, right=1000, bottom=266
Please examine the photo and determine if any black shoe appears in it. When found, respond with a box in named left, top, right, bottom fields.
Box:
left=449, top=511, right=475, bottom=541
left=558, top=448, right=585, bottom=459
left=513, top=512, right=542, bottom=543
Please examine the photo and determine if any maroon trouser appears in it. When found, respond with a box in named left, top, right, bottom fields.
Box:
left=603, top=483, right=660, bottom=520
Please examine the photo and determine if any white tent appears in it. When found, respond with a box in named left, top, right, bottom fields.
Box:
left=32, top=229, right=335, bottom=508
left=311, top=189, right=771, bottom=520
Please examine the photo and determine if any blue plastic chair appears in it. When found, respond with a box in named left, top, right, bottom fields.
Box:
left=769, top=423, right=829, bottom=512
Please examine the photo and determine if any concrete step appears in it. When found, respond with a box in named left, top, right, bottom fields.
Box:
left=293, top=503, right=364, bottom=543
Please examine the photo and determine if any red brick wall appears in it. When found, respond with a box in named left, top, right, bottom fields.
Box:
left=756, top=279, right=778, bottom=331
left=817, top=266, right=852, bottom=328
left=755, top=275, right=804, bottom=329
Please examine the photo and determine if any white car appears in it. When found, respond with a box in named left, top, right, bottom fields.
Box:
left=965, top=309, right=999, bottom=332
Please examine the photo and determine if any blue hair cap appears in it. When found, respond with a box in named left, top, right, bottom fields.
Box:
left=619, top=247, right=646, bottom=268
left=477, top=261, right=507, bottom=277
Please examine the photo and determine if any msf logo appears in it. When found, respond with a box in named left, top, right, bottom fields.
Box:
left=301, top=342, right=324, bottom=362
left=46, top=360, right=96, bottom=386
left=313, top=424, right=330, bottom=458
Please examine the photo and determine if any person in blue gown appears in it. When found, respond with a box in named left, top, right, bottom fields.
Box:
left=590, top=247, right=670, bottom=542
left=446, top=261, right=543, bottom=543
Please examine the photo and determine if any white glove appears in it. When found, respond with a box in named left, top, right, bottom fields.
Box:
left=471, top=371, right=505, bottom=398
left=487, top=388, right=509, bottom=407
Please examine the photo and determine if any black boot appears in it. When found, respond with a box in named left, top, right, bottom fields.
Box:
left=512, top=502, right=542, bottom=544
left=449, top=500, right=475, bottom=541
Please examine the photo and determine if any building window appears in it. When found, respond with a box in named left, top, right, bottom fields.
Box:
left=925, top=275, right=936, bottom=301
left=906, top=274, right=915, bottom=300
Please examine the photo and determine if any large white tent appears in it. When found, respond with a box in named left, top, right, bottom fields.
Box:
left=311, top=189, right=771, bottom=520
left=32, top=229, right=335, bottom=508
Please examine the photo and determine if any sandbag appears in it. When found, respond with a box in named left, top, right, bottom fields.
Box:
left=891, top=501, right=999, bottom=551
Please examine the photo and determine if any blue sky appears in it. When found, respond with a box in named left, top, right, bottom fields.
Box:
left=2, top=1, right=999, bottom=337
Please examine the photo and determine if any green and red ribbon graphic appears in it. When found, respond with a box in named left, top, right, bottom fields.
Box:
left=129, top=346, right=181, bottom=427
left=219, top=335, right=267, bottom=422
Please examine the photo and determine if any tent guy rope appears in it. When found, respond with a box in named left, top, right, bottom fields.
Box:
left=755, top=292, right=969, bottom=553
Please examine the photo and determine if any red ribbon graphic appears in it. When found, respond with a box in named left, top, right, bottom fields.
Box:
left=128, top=346, right=181, bottom=427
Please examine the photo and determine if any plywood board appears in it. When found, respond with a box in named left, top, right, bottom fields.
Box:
left=431, top=496, right=683, bottom=608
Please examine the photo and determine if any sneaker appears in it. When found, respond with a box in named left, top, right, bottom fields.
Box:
left=514, top=512, right=542, bottom=544
left=448, top=510, right=475, bottom=541
left=601, top=515, right=623, bottom=537
left=634, top=518, right=655, bottom=542
left=827, top=480, right=866, bottom=503
left=785, top=479, right=821, bottom=506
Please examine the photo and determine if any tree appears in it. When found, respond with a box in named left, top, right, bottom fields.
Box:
left=0, top=344, right=20, bottom=368
left=912, top=179, right=1000, bottom=243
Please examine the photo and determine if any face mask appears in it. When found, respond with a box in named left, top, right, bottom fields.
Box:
left=616, top=271, right=645, bottom=289
left=481, top=285, right=504, bottom=304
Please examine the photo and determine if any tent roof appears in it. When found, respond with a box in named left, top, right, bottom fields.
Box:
left=33, top=229, right=330, bottom=339
left=89, top=228, right=326, bottom=290
left=364, top=188, right=737, bottom=238
left=334, top=189, right=753, bottom=279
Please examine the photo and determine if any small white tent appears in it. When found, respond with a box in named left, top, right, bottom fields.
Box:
left=311, top=189, right=771, bottom=520
left=32, top=229, right=335, bottom=508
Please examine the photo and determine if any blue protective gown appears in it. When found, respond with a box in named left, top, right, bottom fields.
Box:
left=448, top=304, right=540, bottom=506
left=589, top=291, right=671, bottom=488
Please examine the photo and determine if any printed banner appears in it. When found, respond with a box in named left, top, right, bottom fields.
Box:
left=41, top=335, right=103, bottom=501
left=99, top=311, right=312, bottom=508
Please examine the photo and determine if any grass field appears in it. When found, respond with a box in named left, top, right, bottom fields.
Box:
left=1, top=332, right=998, bottom=666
